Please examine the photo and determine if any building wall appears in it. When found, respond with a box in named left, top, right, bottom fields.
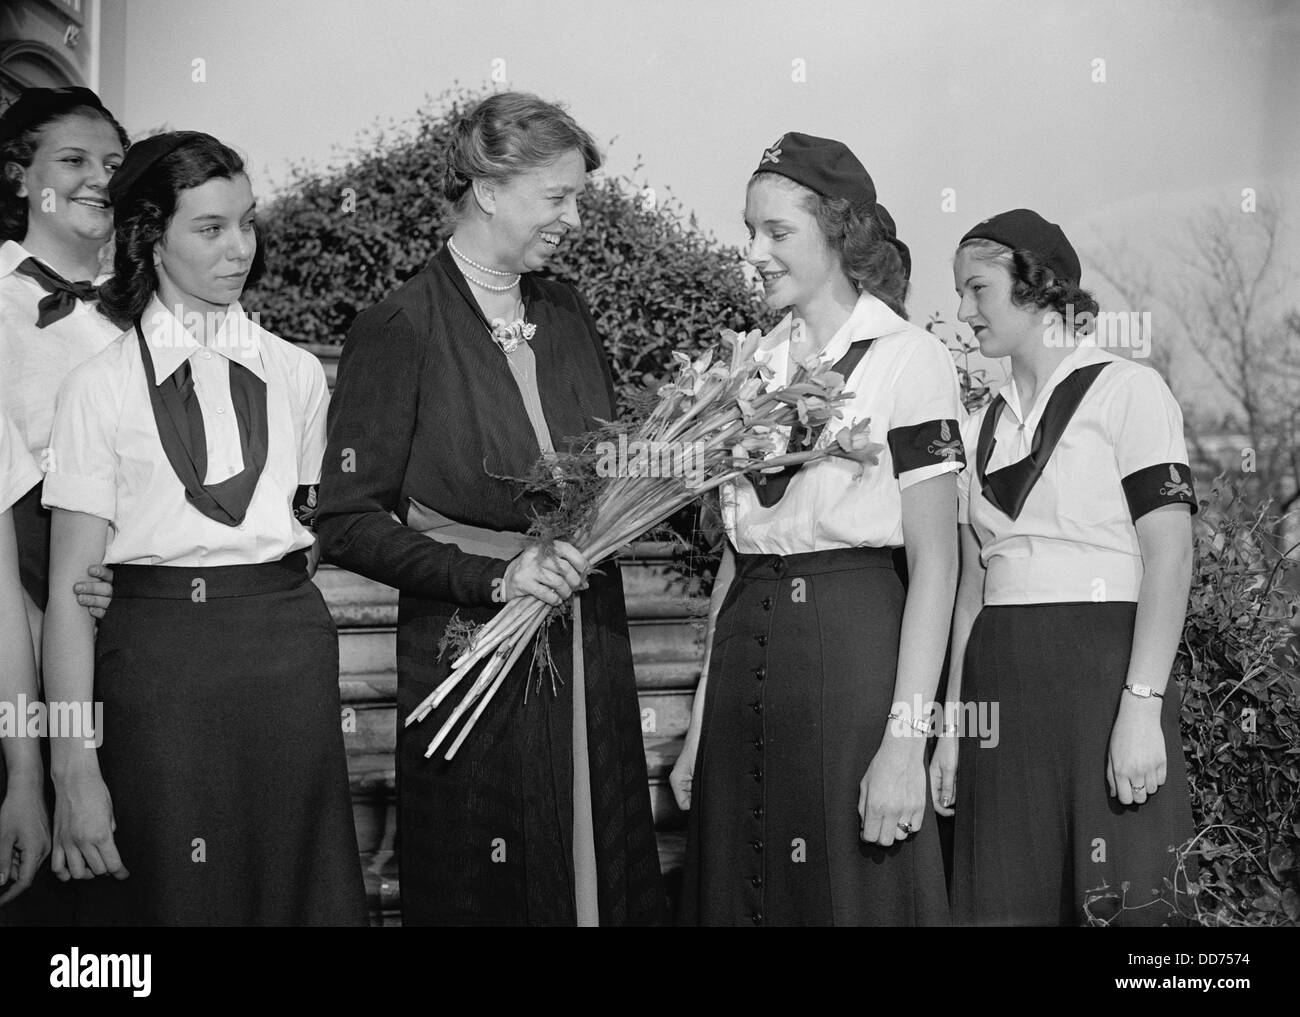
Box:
left=0, top=0, right=115, bottom=107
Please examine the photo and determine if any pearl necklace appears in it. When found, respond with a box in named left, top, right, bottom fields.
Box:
left=449, top=238, right=519, bottom=278
left=460, top=269, right=520, bottom=293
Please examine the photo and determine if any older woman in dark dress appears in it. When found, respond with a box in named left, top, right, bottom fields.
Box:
left=316, top=92, right=665, bottom=926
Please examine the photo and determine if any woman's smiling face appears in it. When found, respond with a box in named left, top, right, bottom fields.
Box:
left=743, top=174, right=842, bottom=315
left=482, top=148, right=587, bottom=274
left=10, top=112, right=123, bottom=246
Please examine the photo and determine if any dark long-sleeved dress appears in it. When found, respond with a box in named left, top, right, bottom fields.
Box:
left=316, top=246, right=665, bottom=926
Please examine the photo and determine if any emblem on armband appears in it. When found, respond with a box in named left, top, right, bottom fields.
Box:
left=1158, top=464, right=1192, bottom=500
left=926, top=419, right=963, bottom=462
left=293, top=484, right=319, bottom=524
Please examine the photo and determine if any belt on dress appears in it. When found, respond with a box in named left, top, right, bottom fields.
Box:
left=108, top=549, right=310, bottom=599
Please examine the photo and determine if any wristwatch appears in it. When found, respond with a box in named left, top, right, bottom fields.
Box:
left=1124, top=683, right=1164, bottom=700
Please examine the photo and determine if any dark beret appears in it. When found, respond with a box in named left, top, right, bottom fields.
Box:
left=753, top=132, right=911, bottom=280
left=106, top=131, right=211, bottom=210
left=752, top=131, right=876, bottom=206
left=0, top=86, right=112, bottom=147
left=960, top=208, right=1081, bottom=287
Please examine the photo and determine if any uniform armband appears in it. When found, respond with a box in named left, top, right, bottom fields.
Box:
left=1121, top=463, right=1197, bottom=521
left=293, top=483, right=319, bottom=525
left=887, top=418, right=965, bottom=476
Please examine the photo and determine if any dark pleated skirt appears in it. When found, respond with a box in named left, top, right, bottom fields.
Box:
left=951, top=602, right=1197, bottom=927
left=679, top=547, right=950, bottom=927
left=74, top=552, right=367, bottom=927
left=395, top=563, right=666, bottom=926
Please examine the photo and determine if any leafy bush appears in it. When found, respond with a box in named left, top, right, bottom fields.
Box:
left=929, top=314, right=994, bottom=411
left=248, top=87, right=765, bottom=412
left=543, top=174, right=764, bottom=406
left=1176, top=479, right=1300, bottom=925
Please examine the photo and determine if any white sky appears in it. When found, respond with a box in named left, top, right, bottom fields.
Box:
left=112, top=0, right=1299, bottom=408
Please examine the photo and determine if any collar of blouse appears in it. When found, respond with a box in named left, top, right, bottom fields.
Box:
left=138, top=294, right=268, bottom=383
left=759, top=290, right=908, bottom=386
left=0, top=238, right=110, bottom=286
left=997, top=338, right=1107, bottom=426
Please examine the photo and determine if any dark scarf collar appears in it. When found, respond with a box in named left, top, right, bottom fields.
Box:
left=976, top=361, right=1109, bottom=520
left=134, top=319, right=268, bottom=526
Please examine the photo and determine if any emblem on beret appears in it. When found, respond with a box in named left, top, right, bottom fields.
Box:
left=761, top=135, right=785, bottom=164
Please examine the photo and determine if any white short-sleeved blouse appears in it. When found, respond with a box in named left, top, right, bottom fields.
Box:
left=723, top=292, right=965, bottom=555
left=1, top=401, right=42, bottom=515
left=42, top=297, right=328, bottom=567
left=0, top=240, right=120, bottom=466
left=958, top=341, right=1196, bottom=605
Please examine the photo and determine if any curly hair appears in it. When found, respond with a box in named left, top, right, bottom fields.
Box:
left=98, top=133, right=265, bottom=327
left=956, top=237, right=1099, bottom=324
left=0, top=104, right=130, bottom=243
left=749, top=171, right=909, bottom=317
left=442, top=91, right=601, bottom=221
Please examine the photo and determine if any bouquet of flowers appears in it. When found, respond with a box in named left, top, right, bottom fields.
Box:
left=404, top=327, right=885, bottom=759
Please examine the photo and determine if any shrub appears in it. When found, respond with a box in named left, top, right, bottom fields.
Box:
left=1176, top=479, right=1300, bottom=925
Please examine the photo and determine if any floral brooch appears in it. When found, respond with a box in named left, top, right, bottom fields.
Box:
left=490, top=318, right=537, bottom=355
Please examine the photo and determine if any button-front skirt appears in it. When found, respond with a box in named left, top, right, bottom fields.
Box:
left=679, top=546, right=950, bottom=926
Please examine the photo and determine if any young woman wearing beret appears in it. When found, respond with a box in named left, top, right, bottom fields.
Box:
left=42, top=132, right=366, bottom=926
left=673, top=133, right=961, bottom=926
left=937, top=209, right=1198, bottom=926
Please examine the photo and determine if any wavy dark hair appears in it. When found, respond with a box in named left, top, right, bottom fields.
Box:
left=442, top=91, right=601, bottom=222
left=98, top=133, right=265, bottom=327
left=0, top=104, right=130, bottom=243
left=749, top=171, right=909, bottom=317
left=956, top=237, right=1099, bottom=325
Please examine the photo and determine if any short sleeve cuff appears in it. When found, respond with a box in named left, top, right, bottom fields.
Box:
left=897, top=459, right=962, bottom=491
left=41, top=472, right=115, bottom=520
left=888, top=419, right=966, bottom=479
left=1121, top=462, right=1198, bottom=521
left=0, top=465, right=42, bottom=515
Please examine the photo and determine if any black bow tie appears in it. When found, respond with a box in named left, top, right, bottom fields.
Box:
left=13, top=257, right=99, bottom=328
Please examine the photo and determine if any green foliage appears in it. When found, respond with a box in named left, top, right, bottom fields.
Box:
left=928, top=314, right=993, bottom=411
left=543, top=175, right=764, bottom=407
left=248, top=87, right=766, bottom=413
left=1176, top=478, right=1300, bottom=925
left=247, top=92, right=468, bottom=344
